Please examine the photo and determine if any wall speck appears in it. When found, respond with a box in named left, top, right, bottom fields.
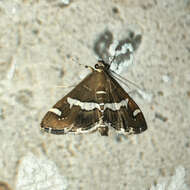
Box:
left=0, top=181, right=12, bottom=190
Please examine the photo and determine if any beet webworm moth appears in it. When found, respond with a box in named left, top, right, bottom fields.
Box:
left=40, top=60, right=147, bottom=136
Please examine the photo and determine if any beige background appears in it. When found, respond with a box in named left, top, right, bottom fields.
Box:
left=0, top=0, right=190, bottom=189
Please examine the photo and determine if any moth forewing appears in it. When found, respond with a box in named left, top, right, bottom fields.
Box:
left=41, top=60, right=147, bottom=136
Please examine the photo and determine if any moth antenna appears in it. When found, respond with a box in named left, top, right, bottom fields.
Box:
left=54, top=85, right=76, bottom=89
left=109, top=53, right=117, bottom=67
left=110, top=71, right=130, bottom=89
left=84, top=65, right=94, bottom=72
left=110, top=70, right=142, bottom=90
left=72, top=58, right=94, bottom=71
left=78, top=63, right=94, bottom=72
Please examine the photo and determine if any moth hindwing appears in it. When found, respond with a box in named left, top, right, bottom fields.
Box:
left=41, top=60, right=147, bottom=136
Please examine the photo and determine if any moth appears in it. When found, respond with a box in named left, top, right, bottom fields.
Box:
left=41, top=60, right=147, bottom=136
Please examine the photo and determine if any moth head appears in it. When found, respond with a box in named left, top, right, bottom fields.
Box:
left=95, top=60, right=110, bottom=71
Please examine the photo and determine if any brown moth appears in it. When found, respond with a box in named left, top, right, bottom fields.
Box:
left=41, top=60, right=147, bottom=136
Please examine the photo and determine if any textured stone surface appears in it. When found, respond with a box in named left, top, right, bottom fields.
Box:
left=0, top=0, right=190, bottom=190
left=16, top=153, right=67, bottom=190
